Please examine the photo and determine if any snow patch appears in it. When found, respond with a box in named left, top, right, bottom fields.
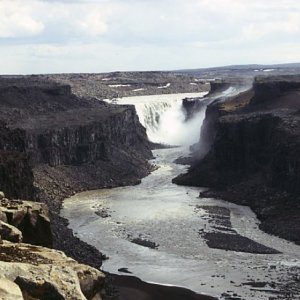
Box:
left=132, top=88, right=145, bottom=92
left=157, top=83, right=171, bottom=89
left=109, top=84, right=131, bottom=88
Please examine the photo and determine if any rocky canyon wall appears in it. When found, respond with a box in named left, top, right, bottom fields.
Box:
left=174, top=75, right=300, bottom=243
left=0, top=77, right=153, bottom=268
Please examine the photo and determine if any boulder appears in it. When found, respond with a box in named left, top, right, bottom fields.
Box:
left=0, top=209, right=7, bottom=223
left=0, top=191, right=4, bottom=200
left=0, top=199, right=52, bottom=247
left=0, top=241, right=105, bottom=300
left=0, top=278, right=24, bottom=300
left=0, top=221, right=22, bottom=243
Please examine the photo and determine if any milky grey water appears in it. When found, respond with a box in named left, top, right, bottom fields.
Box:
left=62, top=146, right=300, bottom=300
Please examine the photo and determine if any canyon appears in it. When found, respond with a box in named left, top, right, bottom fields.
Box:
left=0, top=67, right=299, bottom=299
left=174, top=75, right=300, bottom=245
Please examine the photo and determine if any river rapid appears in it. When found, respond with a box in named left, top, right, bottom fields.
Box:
left=62, top=92, right=300, bottom=300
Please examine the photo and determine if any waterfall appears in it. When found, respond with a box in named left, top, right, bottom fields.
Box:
left=117, top=92, right=208, bottom=146
left=114, top=88, right=247, bottom=146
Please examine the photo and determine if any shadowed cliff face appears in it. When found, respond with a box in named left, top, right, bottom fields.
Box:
left=0, top=78, right=152, bottom=169
left=17, top=106, right=151, bottom=167
left=0, top=122, right=34, bottom=200
left=173, top=75, right=300, bottom=244
left=250, top=75, right=300, bottom=107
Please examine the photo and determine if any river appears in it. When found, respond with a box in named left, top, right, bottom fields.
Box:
left=62, top=92, right=300, bottom=300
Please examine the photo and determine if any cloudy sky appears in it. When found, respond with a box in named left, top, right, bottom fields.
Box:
left=0, top=0, right=300, bottom=74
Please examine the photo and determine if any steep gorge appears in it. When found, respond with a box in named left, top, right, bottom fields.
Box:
left=173, top=75, right=300, bottom=244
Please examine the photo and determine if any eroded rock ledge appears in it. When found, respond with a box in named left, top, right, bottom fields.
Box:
left=0, top=194, right=105, bottom=300
left=173, top=75, right=300, bottom=244
left=0, top=241, right=105, bottom=300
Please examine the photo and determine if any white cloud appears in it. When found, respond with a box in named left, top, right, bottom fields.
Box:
left=77, top=7, right=110, bottom=36
left=29, top=44, right=70, bottom=57
left=0, top=0, right=111, bottom=40
left=0, top=1, right=44, bottom=38
left=0, top=0, right=299, bottom=73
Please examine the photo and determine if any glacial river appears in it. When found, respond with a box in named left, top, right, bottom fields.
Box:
left=62, top=92, right=300, bottom=300
left=62, top=146, right=300, bottom=300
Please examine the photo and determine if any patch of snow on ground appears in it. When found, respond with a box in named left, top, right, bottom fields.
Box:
left=157, top=83, right=171, bottom=89
left=109, top=84, right=131, bottom=88
left=132, top=88, right=145, bottom=92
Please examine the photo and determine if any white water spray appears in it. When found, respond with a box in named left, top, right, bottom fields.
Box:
left=117, top=92, right=208, bottom=146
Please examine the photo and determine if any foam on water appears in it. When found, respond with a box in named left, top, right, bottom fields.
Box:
left=117, top=92, right=208, bottom=145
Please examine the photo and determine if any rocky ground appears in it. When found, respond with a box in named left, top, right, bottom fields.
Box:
left=0, top=194, right=106, bottom=300
left=45, top=71, right=209, bottom=99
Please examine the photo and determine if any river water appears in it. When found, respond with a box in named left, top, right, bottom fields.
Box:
left=62, top=92, right=300, bottom=300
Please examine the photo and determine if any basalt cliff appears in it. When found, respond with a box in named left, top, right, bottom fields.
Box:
left=174, top=75, right=300, bottom=244
left=0, top=76, right=154, bottom=299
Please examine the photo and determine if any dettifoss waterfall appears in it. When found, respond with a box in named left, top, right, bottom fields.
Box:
left=62, top=91, right=300, bottom=300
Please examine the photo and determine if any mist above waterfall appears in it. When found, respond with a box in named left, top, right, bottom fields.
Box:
left=117, top=92, right=208, bottom=146
left=115, top=85, right=253, bottom=147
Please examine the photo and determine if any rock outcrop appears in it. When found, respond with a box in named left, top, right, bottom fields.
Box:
left=0, top=121, right=34, bottom=200
left=0, top=194, right=105, bottom=299
left=0, top=241, right=105, bottom=300
left=0, top=278, right=24, bottom=300
left=0, top=220, right=22, bottom=243
left=174, top=75, right=300, bottom=244
left=0, top=197, right=52, bottom=247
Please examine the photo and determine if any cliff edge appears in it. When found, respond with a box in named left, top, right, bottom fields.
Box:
left=173, top=75, right=300, bottom=244
left=0, top=76, right=153, bottom=269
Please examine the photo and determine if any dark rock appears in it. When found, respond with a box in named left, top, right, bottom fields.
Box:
left=242, top=282, right=268, bottom=288
left=111, top=274, right=218, bottom=300
left=0, top=221, right=22, bottom=243
left=203, top=232, right=281, bottom=254
left=15, top=276, right=65, bottom=300
left=0, top=122, right=34, bottom=200
left=131, top=238, right=159, bottom=249
left=0, top=199, right=52, bottom=247
left=95, top=209, right=111, bottom=218
left=173, top=75, right=300, bottom=244
left=118, top=268, right=132, bottom=274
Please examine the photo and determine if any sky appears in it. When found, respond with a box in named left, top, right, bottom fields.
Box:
left=0, top=0, right=300, bottom=74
